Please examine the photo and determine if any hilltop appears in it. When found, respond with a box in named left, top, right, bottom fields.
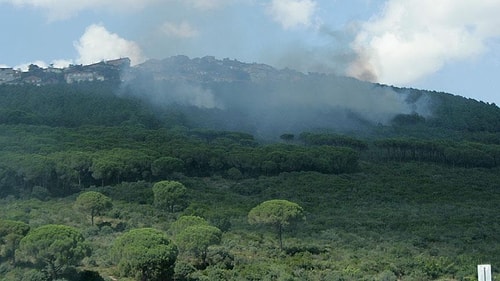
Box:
left=2, top=55, right=500, bottom=141
left=0, top=58, right=130, bottom=85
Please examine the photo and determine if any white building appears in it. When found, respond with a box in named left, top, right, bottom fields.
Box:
left=65, top=71, right=96, bottom=83
left=0, top=68, right=19, bottom=84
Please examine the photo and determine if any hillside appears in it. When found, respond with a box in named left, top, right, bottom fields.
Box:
left=0, top=56, right=499, bottom=281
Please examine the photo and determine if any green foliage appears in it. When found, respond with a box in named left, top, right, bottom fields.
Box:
left=76, top=270, right=105, bottom=281
left=176, top=225, right=222, bottom=266
left=2, top=81, right=500, bottom=280
left=169, top=215, right=209, bottom=236
left=151, top=156, right=185, bottom=179
left=248, top=199, right=304, bottom=250
left=225, top=167, right=242, bottom=180
left=74, top=191, right=112, bottom=225
left=112, top=228, right=178, bottom=281
left=0, top=83, right=159, bottom=128
left=0, top=219, right=30, bottom=264
left=101, top=181, right=153, bottom=204
left=152, top=180, right=188, bottom=212
left=18, top=224, right=90, bottom=280
left=299, top=132, right=368, bottom=150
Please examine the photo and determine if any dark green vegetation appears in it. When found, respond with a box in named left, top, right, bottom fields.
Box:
left=248, top=199, right=304, bottom=250
left=0, top=81, right=499, bottom=281
left=74, top=192, right=113, bottom=226
left=112, top=228, right=178, bottom=281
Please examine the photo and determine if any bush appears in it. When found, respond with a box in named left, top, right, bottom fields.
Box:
left=377, top=270, right=397, bottom=281
left=174, top=260, right=197, bottom=281
left=226, top=168, right=242, bottom=180
left=77, top=270, right=105, bottom=281
left=31, top=186, right=50, bottom=201
left=21, top=269, right=49, bottom=281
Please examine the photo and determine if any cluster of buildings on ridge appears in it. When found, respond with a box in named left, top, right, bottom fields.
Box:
left=0, top=58, right=130, bottom=86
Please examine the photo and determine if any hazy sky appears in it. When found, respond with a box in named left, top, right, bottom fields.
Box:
left=1, top=0, right=499, bottom=105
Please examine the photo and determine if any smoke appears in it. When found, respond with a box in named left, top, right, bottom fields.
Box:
left=121, top=56, right=426, bottom=138
left=348, top=0, right=500, bottom=85
left=13, top=60, right=48, bottom=71
left=149, top=83, right=222, bottom=109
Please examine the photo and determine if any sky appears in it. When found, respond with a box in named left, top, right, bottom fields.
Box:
left=0, top=0, right=499, bottom=105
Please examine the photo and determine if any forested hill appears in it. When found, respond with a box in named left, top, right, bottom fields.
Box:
left=0, top=58, right=499, bottom=191
left=0, top=57, right=500, bottom=281
left=2, top=56, right=500, bottom=140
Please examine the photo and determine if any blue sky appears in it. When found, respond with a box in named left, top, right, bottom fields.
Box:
left=1, top=0, right=499, bottom=105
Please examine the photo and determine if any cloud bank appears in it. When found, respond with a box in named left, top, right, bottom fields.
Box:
left=348, top=0, right=500, bottom=85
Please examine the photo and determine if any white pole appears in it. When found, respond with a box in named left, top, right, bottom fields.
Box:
left=478, top=264, right=492, bottom=281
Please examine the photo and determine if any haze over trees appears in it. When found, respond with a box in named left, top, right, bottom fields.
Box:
left=0, top=57, right=500, bottom=280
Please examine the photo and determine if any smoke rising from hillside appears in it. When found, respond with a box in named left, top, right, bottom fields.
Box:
left=348, top=0, right=500, bottom=86
left=121, top=57, right=428, bottom=138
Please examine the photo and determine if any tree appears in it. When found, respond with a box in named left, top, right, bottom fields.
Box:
left=90, top=153, right=123, bottom=186
left=169, top=215, right=209, bottom=236
left=0, top=219, right=30, bottom=264
left=74, top=191, right=113, bottom=225
left=248, top=199, right=304, bottom=250
left=280, top=133, right=295, bottom=143
left=50, top=151, right=92, bottom=189
left=152, top=180, right=188, bottom=212
left=18, top=224, right=90, bottom=280
left=151, top=156, right=185, bottom=179
left=176, top=224, right=222, bottom=267
left=112, top=228, right=178, bottom=281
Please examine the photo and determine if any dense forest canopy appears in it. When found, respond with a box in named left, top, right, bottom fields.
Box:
left=0, top=58, right=499, bottom=280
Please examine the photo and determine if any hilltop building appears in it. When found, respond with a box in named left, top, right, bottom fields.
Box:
left=0, top=58, right=131, bottom=86
left=0, top=68, right=20, bottom=84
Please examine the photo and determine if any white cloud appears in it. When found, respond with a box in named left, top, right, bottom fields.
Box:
left=349, top=0, right=500, bottom=85
left=74, top=24, right=146, bottom=66
left=161, top=21, right=199, bottom=38
left=14, top=60, right=48, bottom=71
left=9, top=59, right=72, bottom=70
left=51, top=59, right=73, bottom=68
left=267, top=0, right=317, bottom=29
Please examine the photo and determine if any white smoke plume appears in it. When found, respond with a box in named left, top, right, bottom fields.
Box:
left=348, top=0, right=500, bottom=85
